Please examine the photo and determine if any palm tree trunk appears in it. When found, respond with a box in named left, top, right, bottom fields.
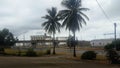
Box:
left=69, top=30, right=71, bottom=48
left=73, top=32, right=76, bottom=57
left=53, top=33, right=56, bottom=55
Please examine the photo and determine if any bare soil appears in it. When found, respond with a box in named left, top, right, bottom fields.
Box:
left=0, top=55, right=119, bottom=68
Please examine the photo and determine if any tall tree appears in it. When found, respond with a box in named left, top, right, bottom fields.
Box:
left=0, top=28, right=16, bottom=48
left=59, top=0, right=89, bottom=57
left=42, top=7, right=61, bottom=54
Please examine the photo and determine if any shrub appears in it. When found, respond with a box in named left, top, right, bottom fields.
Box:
left=104, top=44, right=114, bottom=51
left=81, top=51, right=97, bottom=60
left=25, top=48, right=37, bottom=57
left=37, top=51, right=44, bottom=56
left=106, top=49, right=120, bottom=64
left=4, top=48, right=18, bottom=56
left=0, top=48, right=4, bottom=54
left=45, top=49, right=51, bottom=55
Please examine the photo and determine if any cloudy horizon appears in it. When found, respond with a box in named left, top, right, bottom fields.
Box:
left=0, top=0, right=120, bottom=41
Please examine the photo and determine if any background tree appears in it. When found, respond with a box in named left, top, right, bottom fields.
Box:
left=0, top=28, right=16, bottom=47
left=58, top=0, right=89, bottom=57
left=104, top=39, right=120, bottom=51
left=104, top=39, right=120, bottom=64
left=42, top=7, right=61, bottom=55
left=0, top=28, right=16, bottom=53
left=67, top=35, right=78, bottom=48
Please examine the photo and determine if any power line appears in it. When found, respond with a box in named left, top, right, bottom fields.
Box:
left=95, top=0, right=112, bottom=23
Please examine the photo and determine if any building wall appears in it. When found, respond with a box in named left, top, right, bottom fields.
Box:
left=77, top=41, right=91, bottom=47
left=90, top=39, right=114, bottom=46
left=31, top=35, right=51, bottom=41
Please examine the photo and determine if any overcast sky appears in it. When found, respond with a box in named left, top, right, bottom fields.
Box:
left=0, top=0, right=120, bottom=40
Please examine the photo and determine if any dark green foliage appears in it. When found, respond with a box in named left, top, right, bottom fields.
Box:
left=106, top=49, right=120, bottom=64
left=42, top=7, right=61, bottom=34
left=67, top=36, right=78, bottom=48
left=0, top=28, right=16, bottom=47
left=104, top=40, right=120, bottom=64
left=0, top=48, right=4, bottom=51
left=59, top=0, right=89, bottom=33
left=42, top=7, right=61, bottom=55
left=104, top=44, right=114, bottom=50
left=104, top=39, right=120, bottom=51
left=58, top=0, right=89, bottom=57
left=0, top=48, right=4, bottom=54
left=25, top=48, right=37, bottom=57
left=81, top=51, right=97, bottom=60
left=46, top=49, right=51, bottom=55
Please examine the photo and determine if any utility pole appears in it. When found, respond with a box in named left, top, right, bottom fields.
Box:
left=114, top=23, right=117, bottom=50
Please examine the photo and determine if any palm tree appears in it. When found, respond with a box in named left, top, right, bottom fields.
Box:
left=59, top=0, right=89, bottom=57
left=42, top=7, right=61, bottom=55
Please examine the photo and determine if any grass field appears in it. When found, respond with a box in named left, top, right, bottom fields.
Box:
left=0, top=47, right=120, bottom=68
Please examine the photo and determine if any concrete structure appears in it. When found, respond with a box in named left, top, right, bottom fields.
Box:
left=56, top=37, right=68, bottom=45
left=31, top=34, right=52, bottom=47
left=15, top=34, right=52, bottom=47
left=31, top=34, right=51, bottom=41
left=90, top=38, right=114, bottom=47
left=77, top=41, right=91, bottom=47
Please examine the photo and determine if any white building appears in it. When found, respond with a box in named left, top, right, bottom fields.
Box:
left=56, top=37, right=68, bottom=45
left=31, top=34, right=52, bottom=47
left=90, top=38, right=114, bottom=46
left=31, top=34, right=51, bottom=41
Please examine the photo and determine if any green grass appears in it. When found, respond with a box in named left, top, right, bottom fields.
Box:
left=4, top=48, right=51, bottom=56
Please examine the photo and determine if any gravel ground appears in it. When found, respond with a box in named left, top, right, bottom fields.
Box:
left=0, top=56, right=119, bottom=68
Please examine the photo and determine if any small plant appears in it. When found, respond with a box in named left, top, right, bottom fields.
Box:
left=0, top=48, right=4, bottom=54
left=46, top=49, right=51, bottom=55
left=106, top=49, right=120, bottom=64
left=25, top=48, right=37, bottom=57
left=81, top=51, right=97, bottom=60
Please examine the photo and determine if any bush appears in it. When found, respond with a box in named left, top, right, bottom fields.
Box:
left=0, top=48, right=4, bottom=54
left=25, top=48, right=37, bottom=57
left=106, top=49, right=120, bottom=64
left=45, top=49, right=51, bottom=55
left=104, top=44, right=114, bottom=51
left=4, top=48, right=18, bottom=56
left=81, top=51, right=97, bottom=60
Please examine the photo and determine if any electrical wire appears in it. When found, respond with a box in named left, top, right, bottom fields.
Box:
left=95, top=0, right=112, bottom=23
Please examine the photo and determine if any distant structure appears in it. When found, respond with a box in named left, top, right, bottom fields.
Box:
left=77, top=41, right=91, bottom=47
left=31, top=34, right=51, bottom=41
left=31, top=35, right=68, bottom=47
left=31, top=34, right=52, bottom=47
left=56, top=37, right=68, bottom=40
left=90, top=38, right=114, bottom=47
left=56, top=37, right=68, bottom=45
left=15, top=34, right=68, bottom=48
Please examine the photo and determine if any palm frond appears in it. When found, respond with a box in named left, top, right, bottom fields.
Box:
left=59, top=0, right=89, bottom=33
left=58, top=10, right=71, bottom=20
left=42, top=7, right=61, bottom=34
left=78, top=11, right=89, bottom=20
left=77, top=14, right=86, bottom=25
left=62, top=0, right=81, bottom=9
left=79, top=8, right=89, bottom=11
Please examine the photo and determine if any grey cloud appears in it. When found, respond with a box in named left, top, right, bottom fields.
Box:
left=0, top=0, right=119, bottom=40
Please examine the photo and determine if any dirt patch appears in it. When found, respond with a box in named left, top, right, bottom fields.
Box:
left=0, top=56, right=120, bottom=68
